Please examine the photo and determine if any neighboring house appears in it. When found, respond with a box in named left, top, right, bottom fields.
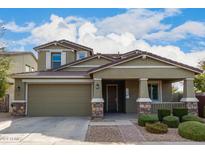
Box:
left=12, top=40, right=202, bottom=118
left=0, top=50, right=37, bottom=112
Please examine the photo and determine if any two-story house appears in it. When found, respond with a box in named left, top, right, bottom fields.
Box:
left=0, top=50, right=37, bottom=112
left=12, top=40, right=202, bottom=118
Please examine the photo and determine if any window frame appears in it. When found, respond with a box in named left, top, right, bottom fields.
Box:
left=25, top=65, right=30, bottom=72
left=76, top=51, right=87, bottom=60
left=148, top=80, right=162, bottom=103
left=51, top=52, right=61, bottom=69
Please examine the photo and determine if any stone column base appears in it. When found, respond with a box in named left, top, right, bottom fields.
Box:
left=91, top=98, right=104, bottom=119
left=137, top=98, right=152, bottom=114
left=180, top=97, right=199, bottom=115
left=11, top=103, right=26, bottom=116
left=185, top=102, right=198, bottom=115
left=139, top=102, right=151, bottom=114
left=91, top=102, right=104, bottom=119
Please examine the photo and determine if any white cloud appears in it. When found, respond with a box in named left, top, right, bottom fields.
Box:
left=95, top=9, right=180, bottom=38
left=0, top=41, right=5, bottom=48
left=77, top=22, right=205, bottom=67
left=7, top=9, right=205, bottom=68
left=144, top=21, right=205, bottom=41
left=30, top=14, right=77, bottom=44
left=5, top=21, right=35, bottom=32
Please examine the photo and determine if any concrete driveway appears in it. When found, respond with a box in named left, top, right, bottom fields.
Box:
left=0, top=115, right=90, bottom=144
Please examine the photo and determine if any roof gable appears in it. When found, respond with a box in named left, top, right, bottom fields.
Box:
left=88, top=50, right=202, bottom=74
left=52, top=54, right=115, bottom=72
left=34, top=40, right=93, bottom=55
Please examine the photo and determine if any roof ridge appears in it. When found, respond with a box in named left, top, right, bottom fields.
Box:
left=88, top=50, right=203, bottom=74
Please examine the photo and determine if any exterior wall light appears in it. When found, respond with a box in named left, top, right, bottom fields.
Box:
left=96, top=83, right=100, bottom=90
left=17, top=86, right=21, bottom=92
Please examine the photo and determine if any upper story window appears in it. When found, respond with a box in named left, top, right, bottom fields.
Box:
left=76, top=51, right=87, bottom=60
left=25, top=65, right=30, bottom=72
left=25, top=65, right=35, bottom=72
left=51, top=53, right=61, bottom=69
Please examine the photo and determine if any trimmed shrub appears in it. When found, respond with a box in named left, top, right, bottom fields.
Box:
left=182, top=114, right=204, bottom=123
left=162, top=116, right=180, bottom=128
left=138, top=114, right=159, bottom=127
left=145, top=122, right=168, bottom=134
left=178, top=121, right=205, bottom=141
left=173, top=108, right=188, bottom=122
left=158, top=109, right=171, bottom=121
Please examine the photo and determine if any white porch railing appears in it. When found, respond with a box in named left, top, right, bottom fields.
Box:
left=151, top=102, right=186, bottom=113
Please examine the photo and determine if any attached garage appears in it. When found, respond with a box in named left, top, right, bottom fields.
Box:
left=27, top=84, right=91, bottom=116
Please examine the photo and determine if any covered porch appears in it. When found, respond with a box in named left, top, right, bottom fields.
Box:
left=91, top=78, right=198, bottom=118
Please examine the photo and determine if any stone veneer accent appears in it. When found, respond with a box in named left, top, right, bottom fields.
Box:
left=11, top=103, right=26, bottom=116
left=91, top=102, right=103, bottom=119
left=139, top=102, right=151, bottom=114
left=185, top=102, right=198, bottom=115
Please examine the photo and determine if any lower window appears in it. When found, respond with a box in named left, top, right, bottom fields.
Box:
left=148, top=81, right=161, bottom=102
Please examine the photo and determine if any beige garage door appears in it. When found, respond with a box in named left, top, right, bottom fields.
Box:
left=28, top=84, right=91, bottom=116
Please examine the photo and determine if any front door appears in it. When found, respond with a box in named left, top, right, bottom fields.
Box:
left=106, top=84, right=118, bottom=112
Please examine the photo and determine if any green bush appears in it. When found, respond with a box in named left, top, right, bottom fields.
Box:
left=162, top=116, right=179, bottom=128
left=178, top=121, right=205, bottom=141
left=138, top=114, right=159, bottom=127
left=182, top=114, right=204, bottom=123
left=145, top=122, right=168, bottom=134
left=157, top=109, right=171, bottom=121
left=173, top=108, right=188, bottom=122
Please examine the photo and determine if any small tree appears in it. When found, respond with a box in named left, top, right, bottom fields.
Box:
left=194, top=61, right=205, bottom=93
left=0, top=57, right=10, bottom=99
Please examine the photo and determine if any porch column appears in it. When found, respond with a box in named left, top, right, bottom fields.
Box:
left=136, top=78, right=152, bottom=114
left=180, top=78, right=198, bottom=115
left=91, top=78, right=104, bottom=119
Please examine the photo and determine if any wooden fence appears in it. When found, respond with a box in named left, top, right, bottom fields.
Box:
left=0, top=94, right=9, bottom=112
left=151, top=102, right=186, bottom=113
left=196, top=93, right=205, bottom=118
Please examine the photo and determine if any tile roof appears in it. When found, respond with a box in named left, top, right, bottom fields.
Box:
left=33, top=39, right=93, bottom=55
left=12, top=71, right=90, bottom=78
left=0, top=51, right=37, bottom=61
left=88, top=50, right=203, bottom=74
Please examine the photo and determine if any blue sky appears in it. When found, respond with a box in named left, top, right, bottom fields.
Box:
left=0, top=8, right=205, bottom=66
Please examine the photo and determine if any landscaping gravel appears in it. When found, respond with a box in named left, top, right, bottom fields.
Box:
left=86, top=122, right=192, bottom=143
left=85, top=126, right=124, bottom=143
left=136, top=124, right=190, bottom=142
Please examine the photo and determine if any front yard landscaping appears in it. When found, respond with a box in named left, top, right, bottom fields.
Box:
left=136, top=124, right=189, bottom=142
left=137, top=108, right=205, bottom=142
left=86, top=108, right=205, bottom=143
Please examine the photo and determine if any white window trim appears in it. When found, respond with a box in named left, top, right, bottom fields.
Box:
left=25, top=65, right=30, bottom=72
left=148, top=80, right=162, bottom=103
left=76, top=51, right=88, bottom=60
left=46, top=50, right=67, bottom=69
left=46, top=52, right=51, bottom=69
left=61, top=52, right=66, bottom=65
